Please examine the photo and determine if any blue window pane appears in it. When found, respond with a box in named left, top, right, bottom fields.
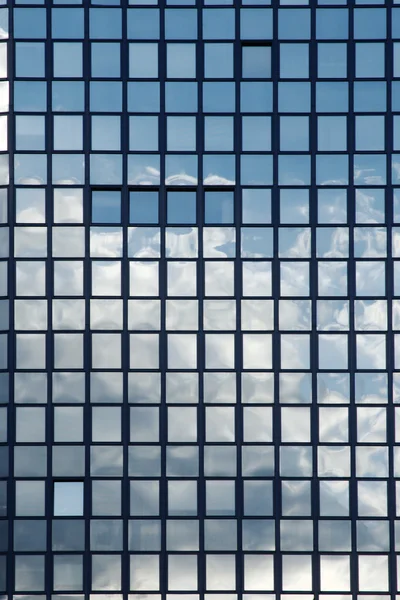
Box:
left=130, top=191, right=159, bottom=224
left=89, top=155, right=122, bottom=185
left=90, top=82, right=123, bottom=112
left=354, top=82, right=386, bottom=112
left=356, top=43, right=385, bottom=78
left=241, top=155, right=273, bottom=186
left=14, top=8, right=46, bottom=38
left=127, top=9, right=160, bottom=39
left=91, top=43, right=120, bottom=78
left=354, top=8, right=386, bottom=40
left=92, top=191, right=121, bottom=224
left=356, top=115, right=385, bottom=151
left=242, top=46, right=271, bottom=79
left=242, top=189, right=271, bottom=225
left=130, top=116, right=159, bottom=152
left=15, top=82, right=47, bottom=112
left=316, top=155, right=349, bottom=186
left=356, top=154, right=386, bottom=186
left=167, top=191, right=196, bottom=224
left=318, top=116, right=347, bottom=152
left=278, top=8, right=310, bottom=40
left=52, top=154, right=84, bottom=185
left=89, top=8, right=122, bottom=39
left=165, top=9, right=197, bottom=39
left=205, top=192, right=234, bottom=224
left=204, top=44, right=233, bottom=78
left=128, top=82, right=160, bottom=113
left=167, top=44, right=196, bottom=78
left=280, top=44, right=309, bottom=78
left=279, top=155, right=311, bottom=186
left=203, top=155, right=235, bottom=185
left=128, top=154, right=161, bottom=186
left=129, top=43, right=158, bottom=78
left=15, top=43, right=45, bottom=78
left=52, top=8, right=84, bottom=39
left=52, top=81, right=84, bottom=112
left=15, top=154, right=47, bottom=185
left=203, top=83, right=235, bottom=113
left=165, top=154, right=198, bottom=185
left=203, top=9, right=235, bottom=40
left=393, top=81, right=400, bottom=111
left=241, top=9, right=273, bottom=40
left=54, top=43, right=83, bottom=78
left=240, top=82, right=273, bottom=113
left=205, top=117, right=233, bottom=152
left=280, top=116, right=309, bottom=151
left=393, top=8, right=400, bottom=38
left=279, top=82, right=311, bottom=113
left=243, top=116, right=271, bottom=152
left=318, top=43, right=347, bottom=78
left=316, top=9, right=348, bottom=39
left=165, top=82, right=198, bottom=113
left=316, top=82, right=349, bottom=113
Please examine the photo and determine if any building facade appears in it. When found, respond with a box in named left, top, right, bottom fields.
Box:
left=2, top=0, right=400, bottom=596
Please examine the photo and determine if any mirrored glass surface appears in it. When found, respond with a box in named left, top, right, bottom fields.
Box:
left=6, top=1, right=400, bottom=596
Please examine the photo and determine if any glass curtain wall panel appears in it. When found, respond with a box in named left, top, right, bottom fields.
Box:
left=3, top=0, right=400, bottom=597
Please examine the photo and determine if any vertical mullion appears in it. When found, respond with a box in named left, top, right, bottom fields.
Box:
left=347, top=1, right=358, bottom=594
left=387, top=1, right=397, bottom=597
left=83, top=1, right=92, bottom=597
left=159, top=0, right=168, bottom=598
left=234, top=1, right=242, bottom=598
left=271, top=3, right=281, bottom=596
left=46, top=0, right=54, bottom=594
left=309, top=3, right=319, bottom=595
left=8, top=0, right=400, bottom=599
left=121, top=1, right=130, bottom=597
left=197, top=3, right=205, bottom=598
left=7, top=2, right=14, bottom=598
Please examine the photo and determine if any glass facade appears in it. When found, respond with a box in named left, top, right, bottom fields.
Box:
left=4, top=0, right=400, bottom=596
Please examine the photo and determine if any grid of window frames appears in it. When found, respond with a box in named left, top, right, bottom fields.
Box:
left=5, top=0, right=400, bottom=596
